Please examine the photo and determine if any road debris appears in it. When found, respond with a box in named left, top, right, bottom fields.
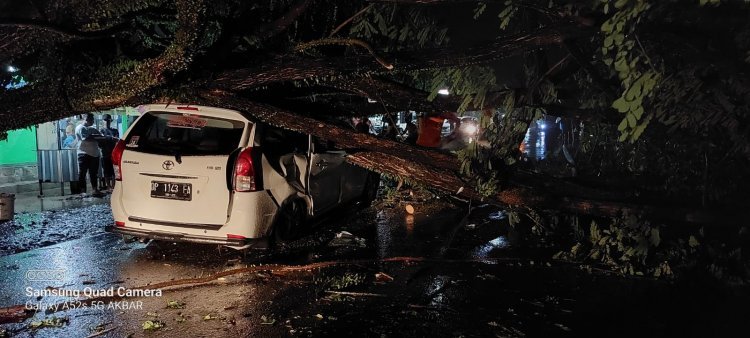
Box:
left=375, top=272, right=394, bottom=283
left=29, top=316, right=69, bottom=329
left=0, top=305, right=33, bottom=324
left=260, top=315, right=276, bottom=325
left=324, top=291, right=386, bottom=297
left=142, top=320, right=164, bottom=331
left=405, top=204, right=415, bottom=214
left=329, top=231, right=366, bottom=247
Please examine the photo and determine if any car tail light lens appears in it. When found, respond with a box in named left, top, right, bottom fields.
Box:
left=233, top=147, right=256, bottom=192
left=115, top=221, right=125, bottom=227
left=112, top=139, right=126, bottom=181
left=227, top=234, right=246, bottom=240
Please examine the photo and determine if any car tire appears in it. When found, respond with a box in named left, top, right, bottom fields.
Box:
left=272, top=199, right=306, bottom=246
left=360, top=172, right=380, bottom=207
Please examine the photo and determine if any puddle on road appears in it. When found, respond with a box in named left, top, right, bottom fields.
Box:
left=488, top=210, right=507, bottom=221
left=471, top=236, right=510, bottom=263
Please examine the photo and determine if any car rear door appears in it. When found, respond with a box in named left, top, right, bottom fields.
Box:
left=119, top=107, right=250, bottom=226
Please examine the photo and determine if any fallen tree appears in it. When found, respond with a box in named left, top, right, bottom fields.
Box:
left=198, top=91, right=735, bottom=225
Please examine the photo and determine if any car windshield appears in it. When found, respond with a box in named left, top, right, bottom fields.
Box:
left=124, top=111, right=247, bottom=156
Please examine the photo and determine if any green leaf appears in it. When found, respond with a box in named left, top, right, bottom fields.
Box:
left=618, top=132, right=628, bottom=142
left=612, top=97, right=629, bottom=113
left=613, top=33, right=624, bottom=45
left=625, top=82, right=643, bottom=101
left=649, top=228, right=661, bottom=247
left=142, top=320, right=164, bottom=331
left=689, top=235, right=700, bottom=248
left=632, top=105, right=644, bottom=120
left=626, top=113, right=637, bottom=128
left=617, top=118, right=628, bottom=131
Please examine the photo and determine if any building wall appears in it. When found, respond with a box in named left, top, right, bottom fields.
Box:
left=0, top=127, right=37, bottom=165
left=0, top=127, right=38, bottom=184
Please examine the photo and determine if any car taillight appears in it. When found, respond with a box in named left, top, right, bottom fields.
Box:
left=115, top=221, right=125, bottom=227
left=112, top=139, right=126, bottom=181
left=233, top=147, right=256, bottom=192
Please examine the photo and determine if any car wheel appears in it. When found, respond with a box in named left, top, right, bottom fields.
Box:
left=360, top=172, right=380, bottom=207
left=272, top=199, right=305, bottom=245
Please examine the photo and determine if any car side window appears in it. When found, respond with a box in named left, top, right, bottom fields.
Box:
left=263, top=126, right=308, bottom=154
left=312, top=137, right=341, bottom=154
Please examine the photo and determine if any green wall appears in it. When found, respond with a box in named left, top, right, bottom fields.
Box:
left=0, top=127, right=37, bottom=165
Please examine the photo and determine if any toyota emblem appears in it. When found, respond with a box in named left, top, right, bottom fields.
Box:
left=162, top=160, right=175, bottom=170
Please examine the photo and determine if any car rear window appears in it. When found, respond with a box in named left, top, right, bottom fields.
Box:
left=124, top=111, right=247, bottom=156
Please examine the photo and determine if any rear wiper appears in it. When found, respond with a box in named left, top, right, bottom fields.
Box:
left=172, top=150, right=182, bottom=164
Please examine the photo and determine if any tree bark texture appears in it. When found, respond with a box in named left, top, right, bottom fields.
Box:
left=213, top=25, right=579, bottom=91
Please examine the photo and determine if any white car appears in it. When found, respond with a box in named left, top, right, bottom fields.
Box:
left=109, top=104, right=379, bottom=249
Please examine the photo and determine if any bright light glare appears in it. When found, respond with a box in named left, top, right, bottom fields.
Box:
left=367, top=98, right=377, bottom=103
left=539, top=122, right=546, bottom=130
left=437, top=88, right=450, bottom=95
left=463, top=124, right=478, bottom=135
left=7, top=65, right=18, bottom=73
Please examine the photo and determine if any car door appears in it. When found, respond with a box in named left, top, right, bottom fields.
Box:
left=307, top=137, right=346, bottom=214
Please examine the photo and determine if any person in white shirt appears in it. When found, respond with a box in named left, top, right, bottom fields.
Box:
left=75, top=113, right=103, bottom=195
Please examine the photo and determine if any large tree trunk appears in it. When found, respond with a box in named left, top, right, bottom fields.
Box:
left=199, top=91, right=733, bottom=225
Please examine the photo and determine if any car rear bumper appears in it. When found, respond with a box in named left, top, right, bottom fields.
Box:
left=107, top=226, right=268, bottom=249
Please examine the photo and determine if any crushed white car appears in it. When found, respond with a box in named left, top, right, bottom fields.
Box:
left=109, top=104, right=379, bottom=249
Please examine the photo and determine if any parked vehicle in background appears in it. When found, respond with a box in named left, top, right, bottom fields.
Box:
left=458, top=116, right=480, bottom=141
left=109, top=104, right=379, bottom=249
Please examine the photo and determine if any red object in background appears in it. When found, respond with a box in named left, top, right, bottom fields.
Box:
left=417, top=112, right=460, bottom=147
left=416, top=116, right=446, bottom=147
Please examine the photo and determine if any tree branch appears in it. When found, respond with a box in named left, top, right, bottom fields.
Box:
left=244, top=0, right=314, bottom=45
left=296, top=38, right=394, bottom=70
left=329, top=4, right=374, bottom=37
left=214, top=25, right=587, bottom=91
left=0, top=18, right=127, bottom=39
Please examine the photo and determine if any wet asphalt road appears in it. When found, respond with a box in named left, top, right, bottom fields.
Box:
left=1, top=199, right=748, bottom=337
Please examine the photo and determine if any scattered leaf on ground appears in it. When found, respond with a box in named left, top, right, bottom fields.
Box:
left=260, top=315, right=276, bottom=325
left=142, top=320, right=164, bottom=331
left=29, top=316, right=69, bottom=329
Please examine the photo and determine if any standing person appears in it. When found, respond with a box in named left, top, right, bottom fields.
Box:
left=75, top=113, right=103, bottom=196
left=99, top=114, right=119, bottom=190
left=355, top=116, right=371, bottom=134
left=416, top=111, right=460, bottom=148
left=379, top=122, right=398, bottom=140
left=62, top=123, right=78, bottom=149
left=404, top=114, right=418, bottom=145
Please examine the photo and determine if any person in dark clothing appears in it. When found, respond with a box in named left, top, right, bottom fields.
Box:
left=99, top=114, right=119, bottom=190
left=380, top=122, right=398, bottom=140
left=75, top=113, right=103, bottom=196
left=355, top=116, right=371, bottom=134
left=404, top=114, right=418, bottom=145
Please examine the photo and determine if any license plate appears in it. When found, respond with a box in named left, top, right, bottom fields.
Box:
left=150, top=181, right=192, bottom=201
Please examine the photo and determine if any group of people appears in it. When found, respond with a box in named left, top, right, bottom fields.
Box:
left=354, top=112, right=461, bottom=149
left=71, top=113, right=120, bottom=196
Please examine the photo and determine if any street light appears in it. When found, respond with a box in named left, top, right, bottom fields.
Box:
left=6, top=65, right=18, bottom=73
left=437, top=88, right=450, bottom=95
